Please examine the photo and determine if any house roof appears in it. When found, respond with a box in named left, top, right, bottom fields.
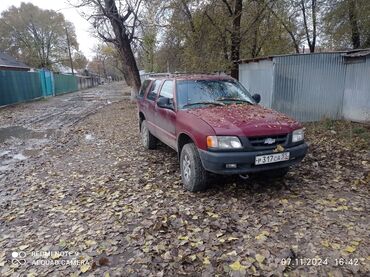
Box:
left=0, top=52, right=30, bottom=69
left=342, top=49, right=370, bottom=58
left=238, top=51, right=347, bottom=64
left=238, top=49, right=370, bottom=64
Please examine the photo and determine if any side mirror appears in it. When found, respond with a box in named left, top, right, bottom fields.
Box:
left=157, top=97, right=174, bottom=110
left=252, top=93, right=261, bottom=104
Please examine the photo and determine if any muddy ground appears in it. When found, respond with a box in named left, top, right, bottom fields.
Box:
left=0, top=82, right=369, bottom=276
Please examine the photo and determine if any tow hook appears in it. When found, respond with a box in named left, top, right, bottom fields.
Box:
left=239, top=174, right=249, bottom=180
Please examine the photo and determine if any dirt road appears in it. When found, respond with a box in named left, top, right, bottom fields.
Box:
left=0, top=82, right=126, bottom=182
left=0, top=83, right=369, bottom=276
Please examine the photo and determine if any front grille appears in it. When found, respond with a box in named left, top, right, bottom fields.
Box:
left=248, top=134, right=288, bottom=149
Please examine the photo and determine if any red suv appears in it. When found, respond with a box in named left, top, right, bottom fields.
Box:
left=136, top=74, right=308, bottom=192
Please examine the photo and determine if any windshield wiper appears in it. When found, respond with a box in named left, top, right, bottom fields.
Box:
left=183, top=101, right=225, bottom=108
left=216, top=97, right=253, bottom=104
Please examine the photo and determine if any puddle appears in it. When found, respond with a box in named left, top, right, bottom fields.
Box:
left=0, top=126, right=53, bottom=143
left=0, top=151, right=10, bottom=157
left=85, top=134, right=94, bottom=141
left=13, top=153, right=27, bottom=160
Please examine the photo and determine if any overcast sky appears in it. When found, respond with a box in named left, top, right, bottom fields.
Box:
left=0, top=0, right=98, bottom=59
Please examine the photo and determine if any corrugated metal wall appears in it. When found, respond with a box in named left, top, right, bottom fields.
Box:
left=0, top=70, right=43, bottom=106
left=0, top=71, right=101, bottom=107
left=238, top=52, right=370, bottom=122
left=39, top=70, right=54, bottom=97
left=54, top=74, right=78, bottom=95
left=272, top=53, right=346, bottom=122
left=342, top=56, right=370, bottom=122
left=239, top=60, right=273, bottom=107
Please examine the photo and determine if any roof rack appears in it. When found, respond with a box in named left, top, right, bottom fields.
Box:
left=143, top=72, right=227, bottom=78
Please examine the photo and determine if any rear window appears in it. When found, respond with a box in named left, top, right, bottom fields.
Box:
left=147, top=80, right=162, bottom=101
left=138, top=80, right=151, bottom=98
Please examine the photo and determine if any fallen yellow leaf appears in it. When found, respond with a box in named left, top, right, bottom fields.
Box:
left=80, top=264, right=90, bottom=273
left=19, top=245, right=29, bottom=250
left=350, top=240, right=360, bottom=246
left=84, top=240, right=97, bottom=247
left=345, top=245, right=356, bottom=253
left=280, top=199, right=289, bottom=204
left=206, top=212, right=219, bottom=218
left=203, top=257, right=210, bottom=265
left=321, top=240, right=330, bottom=248
left=331, top=243, right=341, bottom=249
left=229, top=260, right=246, bottom=271
left=226, top=250, right=237, bottom=256
left=255, top=254, right=265, bottom=263
left=255, top=231, right=269, bottom=240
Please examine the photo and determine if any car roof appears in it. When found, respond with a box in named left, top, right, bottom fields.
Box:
left=145, top=74, right=234, bottom=81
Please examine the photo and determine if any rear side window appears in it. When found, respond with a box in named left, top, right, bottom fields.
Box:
left=138, top=80, right=151, bottom=98
left=147, top=80, right=162, bottom=101
left=159, top=80, right=174, bottom=99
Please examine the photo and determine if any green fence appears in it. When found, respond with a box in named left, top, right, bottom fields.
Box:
left=0, top=70, right=43, bottom=106
left=39, top=70, right=54, bottom=97
left=54, top=74, right=78, bottom=95
left=0, top=70, right=95, bottom=107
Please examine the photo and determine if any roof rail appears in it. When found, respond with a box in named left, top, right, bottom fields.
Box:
left=143, top=71, right=227, bottom=78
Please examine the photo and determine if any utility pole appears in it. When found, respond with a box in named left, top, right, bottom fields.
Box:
left=65, top=26, right=74, bottom=75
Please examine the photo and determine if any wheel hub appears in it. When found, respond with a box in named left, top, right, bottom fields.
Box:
left=183, top=154, right=191, bottom=182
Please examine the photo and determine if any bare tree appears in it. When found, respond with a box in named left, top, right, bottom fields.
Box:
left=72, top=0, right=142, bottom=94
left=347, top=0, right=360, bottom=48
left=203, top=0, right=272, bottom=79
left=300, top=0, right=318, bottom=52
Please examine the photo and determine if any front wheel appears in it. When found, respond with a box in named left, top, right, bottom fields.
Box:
left=180, top=143, right=209, bottom=192
left=141, top=120, right=157, bottom=149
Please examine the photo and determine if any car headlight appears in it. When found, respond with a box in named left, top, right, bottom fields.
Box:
left=207, top=136, right=242, bottom=149
left=292, top=129, right=304, bottom=142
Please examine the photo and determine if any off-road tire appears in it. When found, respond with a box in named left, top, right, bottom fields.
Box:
left=180, top=143, right=209, bottom=192
left=141, top=120, right=157, bottom=149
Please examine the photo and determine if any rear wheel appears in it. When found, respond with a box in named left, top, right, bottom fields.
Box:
left=180, top=143, right=209, bottom=192
left=141, top=120, right=157, bottom=149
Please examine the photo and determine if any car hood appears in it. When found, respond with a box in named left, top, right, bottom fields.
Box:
left=185, top=104, right=301, bottom=136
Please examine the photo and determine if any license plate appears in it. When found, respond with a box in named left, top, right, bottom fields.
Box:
left=255, top=152, right=290, bottom=165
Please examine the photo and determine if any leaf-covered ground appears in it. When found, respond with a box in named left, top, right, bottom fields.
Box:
left=0, top=84, right=369, bottom=276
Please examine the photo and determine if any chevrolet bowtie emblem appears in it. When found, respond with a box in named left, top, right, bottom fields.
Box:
left=264, top=138, right=275, bottom=144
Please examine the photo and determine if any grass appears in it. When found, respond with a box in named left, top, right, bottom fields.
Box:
left=305, top=119, right=370, bottom=150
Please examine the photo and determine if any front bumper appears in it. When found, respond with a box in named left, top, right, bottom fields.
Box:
left=198, top=143, right=308, bottom=175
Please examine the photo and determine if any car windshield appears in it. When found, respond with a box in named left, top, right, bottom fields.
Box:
left=176, top=79, right=255, bottom=109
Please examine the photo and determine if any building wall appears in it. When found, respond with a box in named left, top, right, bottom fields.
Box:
left=239, top=52, right=370, bottom=123
left=342, top=56, right=370, bottom=122
left=239, top=60, right=273, bottom=108
left=272, top=53, right=346, bottom=122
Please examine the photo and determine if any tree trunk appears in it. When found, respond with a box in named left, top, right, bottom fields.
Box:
left=104, top=0, right=141, bottom=94
left=230, top=0, right=243, bottom=80
left=301, top=0, right=316, bottom=53
left=348, top=0, right=360, bottom=49
left=311, top=0, right=317, bottom=53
